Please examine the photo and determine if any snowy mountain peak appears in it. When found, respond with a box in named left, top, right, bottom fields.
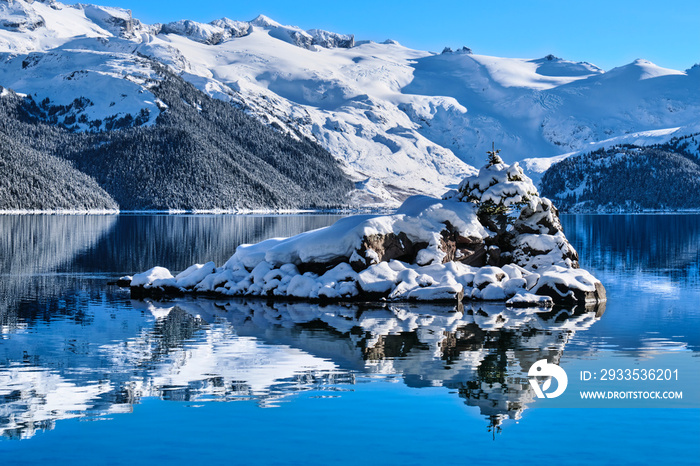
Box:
left=77, top=3, right=138, bottom=38
left=249, top=14, right=280, bottom=28
left=307, top=28, right=354, bottom=49
left=245, top=14, right=354, bottom=50
left=441, top=46, right=473, bottom=54
left=210, top=17, right=249, bottom=31
left=158, top=18, right=250, bottom=45
left=605, top=58, right=686, bottom=80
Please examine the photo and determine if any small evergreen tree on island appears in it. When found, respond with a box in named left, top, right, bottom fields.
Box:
left=452, top=143, right=535, bottom=232
left=486, top=142, right=503, bottom=166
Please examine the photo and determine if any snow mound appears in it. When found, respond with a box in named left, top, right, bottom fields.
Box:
left=530, top=55, right=603, bottom=77
left=131, top=266, right=175, bottom=288
left=131, top=155, right=605, bottom=306
left=228, top=195, right=487, bottom=269
left=603, top=59, right=686, bottom=81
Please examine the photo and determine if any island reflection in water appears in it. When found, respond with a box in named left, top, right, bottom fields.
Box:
left=0, top=295, right=604, bottom=439
left=6, top=212, right=696, bottom=452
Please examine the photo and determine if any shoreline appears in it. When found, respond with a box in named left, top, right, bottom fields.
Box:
left=123, top=282, right=605, bottom=313
left=2, top=208, right=700, bottom=216
left=0, top=207, right=393, bottom=216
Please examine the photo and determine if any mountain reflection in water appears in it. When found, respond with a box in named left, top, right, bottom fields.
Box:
left=0, top=296, right=604, bottom=439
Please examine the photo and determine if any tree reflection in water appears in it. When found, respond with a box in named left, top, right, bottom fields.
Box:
left=0, top=296, right=604, bottom=439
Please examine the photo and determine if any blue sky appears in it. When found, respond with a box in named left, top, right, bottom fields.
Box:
left=70, top=0, right=698, bottom=71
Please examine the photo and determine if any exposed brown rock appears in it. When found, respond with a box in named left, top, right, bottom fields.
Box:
left=439, top=221, right=488, bottom=266
left=351, top=232, right=428, bottom=271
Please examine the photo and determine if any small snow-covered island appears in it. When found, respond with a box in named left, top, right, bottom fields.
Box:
left=129, top=148, right=606, bottom=307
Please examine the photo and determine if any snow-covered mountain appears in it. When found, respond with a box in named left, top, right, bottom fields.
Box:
left=1, top=0, right=698, bottom=206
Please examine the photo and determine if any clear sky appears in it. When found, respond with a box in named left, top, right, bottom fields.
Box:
left=68, top=0, right=699, bottom=71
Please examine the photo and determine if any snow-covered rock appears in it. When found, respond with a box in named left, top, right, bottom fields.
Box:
left=308, top=28, right=354, bottom=49
left=130, top=154, right=606, bottom=305
left=158, top=18, right=250, bottom=45
left=131, top=266, right=176, bottom=288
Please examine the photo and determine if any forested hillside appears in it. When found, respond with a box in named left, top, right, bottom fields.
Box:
left=0, top=130, right=118, bottom=211
left=540, top=145, right=700, bottom=212
left=0, top=67, right=353, bottom=211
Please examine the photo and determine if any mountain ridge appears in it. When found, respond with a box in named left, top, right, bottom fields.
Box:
left=1, top=0, right=698, bottom=207
left=0, top=61, right=354, bottom=211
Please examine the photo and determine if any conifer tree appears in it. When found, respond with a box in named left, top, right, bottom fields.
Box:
left=486, top=142, right=503, bottom=166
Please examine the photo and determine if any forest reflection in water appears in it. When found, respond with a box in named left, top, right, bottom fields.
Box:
left=0, top=294, right=604, bottom=440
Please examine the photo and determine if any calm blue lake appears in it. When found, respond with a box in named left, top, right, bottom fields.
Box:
left=0, top=213, right=699, bottom=465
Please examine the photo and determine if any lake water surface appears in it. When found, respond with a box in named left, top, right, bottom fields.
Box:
left=1, top=213, right=699, bottom=465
